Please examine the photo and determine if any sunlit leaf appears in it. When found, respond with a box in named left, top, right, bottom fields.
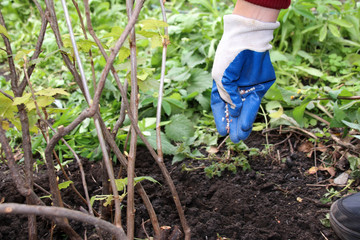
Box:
left=328, top=24, right=341, bottom=38
left=118, top=47, right=130, bottom=63
left=13, top=93, right=32, bottom=106
left=0, top=25, right=10, bottom=39
left=139, top=19, right=168, bottom=30
left=35, top=88, right=69, bottom=96
left=58, top=180, right=73, bottom=190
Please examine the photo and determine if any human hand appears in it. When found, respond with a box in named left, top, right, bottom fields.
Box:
left=211, top=15, right=279, bottom=143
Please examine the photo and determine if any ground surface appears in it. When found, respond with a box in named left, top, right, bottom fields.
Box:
left=0, top=132, right=347, bottom=240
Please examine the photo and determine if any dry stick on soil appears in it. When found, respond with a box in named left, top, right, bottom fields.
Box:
left=83, top=1, right=161, bottom=237
left=0, top=10, right=38, bottom=240
left=83, top=0, right=190, bottom=235
left=59, top=0, right=123, bottom=228
left=126, top=0, right=138, bottom=237
left=0, top=203, right=127, bottom=240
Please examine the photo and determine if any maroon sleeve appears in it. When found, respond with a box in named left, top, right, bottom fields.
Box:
left=244, top=0, right=291, bottom=9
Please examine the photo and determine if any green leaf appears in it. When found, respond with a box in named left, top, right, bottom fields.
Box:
left=295, top=66, right=323, bottom=77
left=145, top=129, right=176, bottom=155
left=134, top=176, right=159, bottom=185
left=0, top=25, right=10, bottom=39
left=297, top=50, right=314, bottom=64
left=181, top=51, right=206, bottom=68
left=139, top=19, right=168, bottom=30
left=58, top=181, right=73, bottom=190
left=347, top=53, right=360, bottom=66
left=164, top=97, right=186, bottom=109
left=137, top=78, right=159, bottom=92
left=330, top=102, right=347, bottom=127
left=292, top=7, right=315, bottom=20
left=342, top=120, right=360, bottom=131
left=266, top=101, right=283, bottom=119
left=103, top=26, right=124, bottom=38
left=15, top=49, right=35, bottom=62
left=0, top=93, right=17, bottom=122
left=329, top=19, right=353, bottom=28
left=167, top=67, right=191, bottom=82
left=118, top=47, right=130, bottom=63
left=292, top=94, right=316, bottom=126
left=186, top=68, right=211, bottom=94
left=162, top=100, right=172, bottom=115
left=301, top=24, right=322, bottom=34
left=35, top=88, right=69, bottom=96
left=319, top=24, right=327, bottom=42
left=26, top=96, right=55, bottom=111
left=114, top=178, right=127, bottom=192
left=90, top=195, right=113, bottom=207
left=328, top=89, right=342, bottom=100
left=270, top=50, right=288, bottom=62
left=78, top=39, right=96, bottom=52
left=328, top=24, right=341, bottom=38
left=165, top=114, right=194, bottom=142
left=13, top=93, right=32, bottom=106
left=115, top=176, right=160, bottom=192
left=150, top=35, right=163, bottom=48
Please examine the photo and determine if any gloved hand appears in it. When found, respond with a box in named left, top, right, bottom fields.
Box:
left=211, top=14, right=279, bottom=143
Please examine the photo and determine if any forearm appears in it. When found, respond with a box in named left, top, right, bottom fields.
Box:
left=233, top=0, right=290, bottom=22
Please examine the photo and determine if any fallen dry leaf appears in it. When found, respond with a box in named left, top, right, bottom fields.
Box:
left=316, top=143, right=327, bottom=153
left=307, top=166, right=318, bottom=174
left=318, top=165, right=336, bottom=177
left=298, top=141, right=314, bottom=153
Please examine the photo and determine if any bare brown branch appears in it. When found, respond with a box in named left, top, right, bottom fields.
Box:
left=0, top=203, right=127, bottom=240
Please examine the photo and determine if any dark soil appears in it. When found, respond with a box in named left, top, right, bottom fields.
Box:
left=0, top=132, right=346, bottom=240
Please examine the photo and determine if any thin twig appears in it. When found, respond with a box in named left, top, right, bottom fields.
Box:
left=289, top=126, right=318, bottom=140
left=304, top=110, right=330, bottom=126
left=217, top=135, right=229, bottom=150
left=157, top=0, right=190, bottom=238
left=126, top=0, right=138, bottom=236
left=0, top=89, right=13, bottom=100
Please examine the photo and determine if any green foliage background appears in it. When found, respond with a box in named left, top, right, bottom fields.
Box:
left=0, top=0, right=359, bottom=165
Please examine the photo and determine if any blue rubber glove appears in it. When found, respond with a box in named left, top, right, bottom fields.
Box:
left=211, top=15, right=279, bottom=143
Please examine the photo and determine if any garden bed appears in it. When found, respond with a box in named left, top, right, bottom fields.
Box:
left=0, top=132, right=345, bottom=240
